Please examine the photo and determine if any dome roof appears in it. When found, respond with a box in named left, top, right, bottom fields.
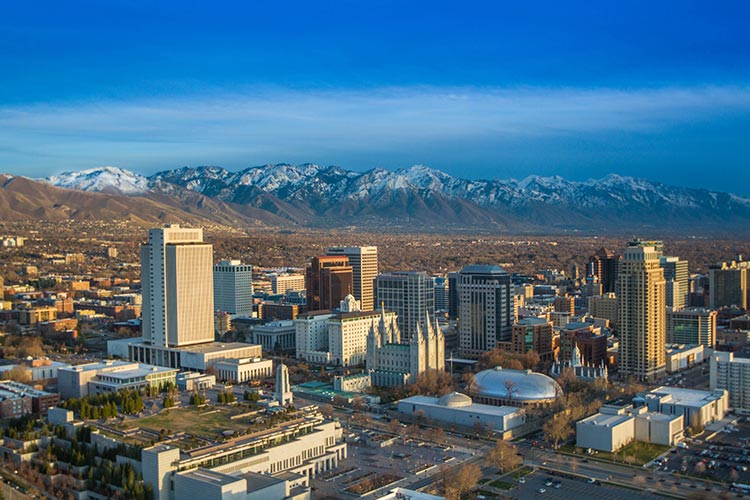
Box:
left=438, top=392, right=473, bottom=408
left=474, top=366, right=562, bottom=402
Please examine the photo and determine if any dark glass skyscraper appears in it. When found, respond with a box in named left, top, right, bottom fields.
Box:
left=457, top=264, right=514, bottom=358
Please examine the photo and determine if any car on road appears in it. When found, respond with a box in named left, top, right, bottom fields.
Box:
left=587, top=478, right=596, bottom=484
left=518, top=477, right=525, bottom=484
left=537, top=488, right=547, bottom=493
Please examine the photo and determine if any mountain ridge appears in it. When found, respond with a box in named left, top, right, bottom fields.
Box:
left=14, top=163, right=750, bottom=234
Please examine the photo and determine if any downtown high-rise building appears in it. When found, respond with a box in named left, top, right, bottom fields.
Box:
left=433, top=275, right=448, bottom=312
left=141, top=225, right=215, bottom=348
left=447, top=271, right=459, bottom=319
left=709, top=259, right=750, bottom=310
left=660, top=255, right=689, bottom=310
left=325, top=246, right=378, bottom=311
left=213, top=260, right=253, bottom=317
left=666, top=307, right=717, bottom=347
left=376, top=271, right=435, bottom=342
left=457, top=264, right=514, bottom=358
left=617, top=240, right=666, bottom=382
left=587, top=247, right=621, bottom=294
left=305, top=256, right=353, bottom=311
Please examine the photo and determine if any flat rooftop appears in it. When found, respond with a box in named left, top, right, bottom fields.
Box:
left=579, top=412, right=632, bottom=428
left=108, top=337, right=261, bottom=355
left=637, top=411, right=682, bottom=423
left=647, top=386, right=726, bottom=407
left=179, top=468, right=243, bottom=486
left=240, top=470, right=285, bottom=491
left=95, top=365, right=177, bottom=379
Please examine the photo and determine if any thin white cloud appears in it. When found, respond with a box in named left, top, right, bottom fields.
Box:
left=0, top=85, right=749, bottom=175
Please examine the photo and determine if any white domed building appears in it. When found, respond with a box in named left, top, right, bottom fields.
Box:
left=397, top=391, right=526, bottom=435
left=472, top=366, right=563, bottom=408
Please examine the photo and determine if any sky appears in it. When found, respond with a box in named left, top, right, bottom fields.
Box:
left=1, top=1, right=749, bottom=192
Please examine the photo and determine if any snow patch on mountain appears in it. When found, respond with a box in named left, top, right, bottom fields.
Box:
left=46, top=166, right=150, bottom=194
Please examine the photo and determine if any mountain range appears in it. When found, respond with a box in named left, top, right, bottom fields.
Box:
left=1, top=164, right=747, bottom=234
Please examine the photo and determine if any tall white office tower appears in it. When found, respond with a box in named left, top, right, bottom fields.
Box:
left=141, top=225, right=215, bottom=347
left=325, top=246, right=378, bottom=311
left=617, top=240, right=667, bottom=382
left=275, top=363, right=293, bottom=406
left=213, top=260, right=253, bottom=316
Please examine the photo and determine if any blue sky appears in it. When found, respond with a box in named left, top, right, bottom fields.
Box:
left=1, top=1, right=749, bottom=192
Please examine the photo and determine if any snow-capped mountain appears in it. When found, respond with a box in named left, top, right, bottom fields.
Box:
left=40, top=163, right=750, bottom=233
left=46, top=166, right=150, bottom=194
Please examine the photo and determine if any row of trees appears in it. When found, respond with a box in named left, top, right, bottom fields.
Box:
left=62, top=389, right=144, bottom=419
left=217, top=389, right=236, bottom=403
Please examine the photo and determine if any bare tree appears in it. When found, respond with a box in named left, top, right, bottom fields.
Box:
left=319, top=404, right=334, bottom=419
left=543, top=412, right=573, bottom=449
left=444, top=463, right=482, bottom=500
left=486, top=439, right=522, bottom=474
left=461, top=372, right=477, bottom=393
left=505, top=379, right=518, bottom=404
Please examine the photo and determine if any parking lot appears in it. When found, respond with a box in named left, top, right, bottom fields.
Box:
left=311, top=433, right=473, bottom=498
left=507, top=470, right=667, bottom=500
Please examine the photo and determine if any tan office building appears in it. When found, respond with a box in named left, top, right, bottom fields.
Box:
left=617, top=241, right=666, bottom=382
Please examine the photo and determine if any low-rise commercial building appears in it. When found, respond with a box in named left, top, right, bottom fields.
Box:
left=576, top=404, right=635, bottom=452
left=398, top=392, right=525, bottom=435
left=58, top=360, right=177, bottom=399
left=576, top=403, right=684, bottom=452
left=108, top=337, right=263, bottom=371
left=638, top=386, right=729, bottom=429
left=251, top=321, right=296, bottom=353
left=214, top=357, right=274, bottom=384
left=665, top=344, right=706, bottom=373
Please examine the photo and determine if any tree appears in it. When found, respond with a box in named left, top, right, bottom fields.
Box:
left=556, top=366, right=578, bottom=391
left=163, top=394, right=175, bottom=408
left=387, top=418, right=402, bottom=435
left=543, top=412, right=573, bottom=449
left=2, top=365, right=32, bottom=384
left=461, top=372, right=477, bottom=393
left=320, top=404, right=334, bottom=419
left=426, top=427, right=446, bottom=445
left=486, top=439, right=522, bottom=474
left=504, top=380, right=518, bottom=404
left=443, top=463, right=482, bottom=500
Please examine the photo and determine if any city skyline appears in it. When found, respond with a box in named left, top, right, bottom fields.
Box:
left=1, top=2, right=749, bottom=193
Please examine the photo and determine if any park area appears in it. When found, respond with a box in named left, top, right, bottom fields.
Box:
left=116, top=405, right=256, bottom=441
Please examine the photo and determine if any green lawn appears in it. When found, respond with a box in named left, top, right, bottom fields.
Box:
left=509, top=466, right=533, bottom=479
left=117, top=406, right=253, bottom=439
left=476, top=489, right=500, bottom=498
left=561, top=441, right=670, bottom=466
left=488, top=479, right=515, bottom=490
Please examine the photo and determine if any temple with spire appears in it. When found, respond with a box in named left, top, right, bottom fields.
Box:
left=549, top=341, right=608, bottom=382
left=367, top=306, right=445, bottom=387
